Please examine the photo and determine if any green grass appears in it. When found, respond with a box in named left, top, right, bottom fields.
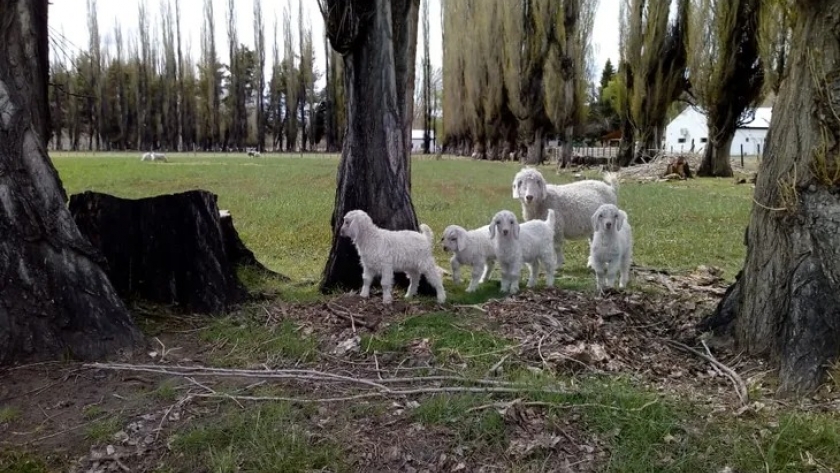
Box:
left=0, top=407, right=21, bottom=424
left=362, top=311, right=513, bottom=370
left=200, top=313, right=319, bottom=366
left=52, top=152, right=753, bottom=286
left=170, top=402, right=347, bottom=473
left=0, top=452, right=49, bottom=473
left=411, top=393, right=508, bottom=447
left=84, top=416, right=124, bottom=443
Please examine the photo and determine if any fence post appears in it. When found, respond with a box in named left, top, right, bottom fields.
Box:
left=740, top=144, right=744, bottom=167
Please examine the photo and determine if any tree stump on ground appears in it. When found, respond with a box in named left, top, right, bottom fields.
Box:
left=69, top=190, right=257, bottom=314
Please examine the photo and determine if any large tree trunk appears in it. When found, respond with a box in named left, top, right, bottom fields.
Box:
left=697, top=127, right=735, bottom=177
left=524, top=127, right=545, bottom=165
left=617, top=118, right=635, bottom=167
left=69, top=190, right=250, bottom=314
left=0, top=0, right=143, bottom=365
left=320, top=0, right=429, bottom=293
left=717, top=1, right=840, bottom=396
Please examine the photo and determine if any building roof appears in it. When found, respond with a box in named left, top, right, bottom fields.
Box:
left=740, top=107, right=772, bottom=129
left=667, top=106, right=772, bottom=130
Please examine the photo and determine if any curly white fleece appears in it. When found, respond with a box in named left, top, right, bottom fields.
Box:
left=512, top=167, right=619, bottom=268
left=489, top=209, right=557, bottom=294
left=340, top=209, right=446, bottom=304
left=588, top=203, right=633, bottom=292
left=441, top=224, right=496, bottom=292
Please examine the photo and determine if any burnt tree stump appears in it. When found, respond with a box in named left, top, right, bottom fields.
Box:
left=69, top=190, right=255, bottom=314
left=219, top=210, right=289, bottom=281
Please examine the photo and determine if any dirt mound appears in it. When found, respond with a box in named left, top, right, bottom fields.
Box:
left=473, top=266, right=739, bottom=397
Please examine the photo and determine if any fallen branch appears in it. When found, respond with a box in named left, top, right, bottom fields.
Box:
left=466, top=398, right=659, bottom=414
left=84, top=363, right=530, bottom=388
left=190, top=385, right=569, bottom=404
left=84, top=362, right=571, bottom=404
left=664, top=339, right=748, bottom=406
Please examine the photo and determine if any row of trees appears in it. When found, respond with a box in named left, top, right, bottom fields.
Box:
left=49, top=0, right=342, bottom=153
left=441, top=0, right=597, bottom=165
left=441, top=0, right=793, bottom=177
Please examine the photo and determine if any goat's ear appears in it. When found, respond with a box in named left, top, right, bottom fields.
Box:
left=456, top=232, right=467, bottom=252
left=616, top=211, right=626, bottom=232
left=512, top=179, right=520, bottom=199
left=489, top=221, right=496, bottom=240
left=512, top=220, right=520, bottom=240
left=347, top=218, right=359, bottom=239
left=591, top=211, right=600, bottom=233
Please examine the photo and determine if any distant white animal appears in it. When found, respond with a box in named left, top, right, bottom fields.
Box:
left=340, top=210, right=446, bottom=304
left=512, top=167, right=619, bottom=268
left=489, top=209, right=557, bottom=294
left=588, top=203, right=633, bottom=293
left=141, top=152, right=167, bottom=162
left=441, top=224, right=496, bottom=292
left=247, top=149, right=261, bottom=158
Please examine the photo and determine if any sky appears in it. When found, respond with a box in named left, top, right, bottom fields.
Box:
left=47, top=0, right=621, bottom=83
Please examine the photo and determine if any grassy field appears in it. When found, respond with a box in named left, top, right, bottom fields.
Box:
left=5, top=152, right=840, bottom=472
left=53, top=151, right=752, bottom=285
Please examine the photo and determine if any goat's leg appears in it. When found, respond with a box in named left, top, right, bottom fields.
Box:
left=405, top=270, right=421, bottom=298
left=526, top=261, right=539, bottom=288
left=381, top=266, right=394, bottom=304
left=466, top=264, right=483, bottom=292
left=479, top=259, right=495, bottom=283
left=360, top=266, right=374, bottom=298
left=450, top=255, right=462, bottom=285
left=544, top=253, right=557, bottom=287
left=619, top=253, right=632, bottom=289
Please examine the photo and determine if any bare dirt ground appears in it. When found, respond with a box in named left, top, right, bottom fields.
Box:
left=0, top=266, right=813, bottom=472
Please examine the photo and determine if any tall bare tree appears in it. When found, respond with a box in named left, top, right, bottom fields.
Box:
left=0, top=0, right=143, bottom=364
left=318, top=0, right=426, bottom=292
left=690, top=0, right=764, bottom=177
left=420, top=0, right=432, bottom=154
left=199, top=0, right=221, bottom=150
left=268, top=14, right=285, bottom=151
left=86, top=0, right=102, bottom=150
left=714, top=0, right=840, bottom=397
left=160, top=0, right=179, bottom=151
left=283, top=5, right=299, bottom=151
left=253, top=0, right=266, bottom=152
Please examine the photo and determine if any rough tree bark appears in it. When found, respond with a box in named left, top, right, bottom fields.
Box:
left=0, top=0, right=143, bottom=365
left=712, top=1, right=840, bottom=396
left=69, top=191, right=250, bottom=314
left=319, top=0, right=430, bottom=293
left=698, top=131, right=736, bottom=177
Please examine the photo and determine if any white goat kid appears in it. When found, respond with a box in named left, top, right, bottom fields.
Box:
left=340, top=210, right=446, bottom=304
left=512, top=167, right=618, bottom=268
left=441, top=224, right=496, bottom=292
left=489, top=209, right=557, bottom=293
left=588, top=204, right=633, bottom=293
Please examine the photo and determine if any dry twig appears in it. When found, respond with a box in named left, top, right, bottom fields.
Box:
left=664, top=339, right=748, bottom=406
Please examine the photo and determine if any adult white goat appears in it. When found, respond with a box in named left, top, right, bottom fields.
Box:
left=340, top=210, right=446, bottom=304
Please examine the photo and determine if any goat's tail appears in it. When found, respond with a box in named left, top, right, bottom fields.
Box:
left=545, top=209, right=557, bottom=235
left=602, top=171, right=620, bottom=195
left=420, top=223, right=434, bottom=246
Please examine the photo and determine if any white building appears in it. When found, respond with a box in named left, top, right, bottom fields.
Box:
left=411, top=129, right=436, bottom=153
left=664, top=107, right=771, bottom=157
